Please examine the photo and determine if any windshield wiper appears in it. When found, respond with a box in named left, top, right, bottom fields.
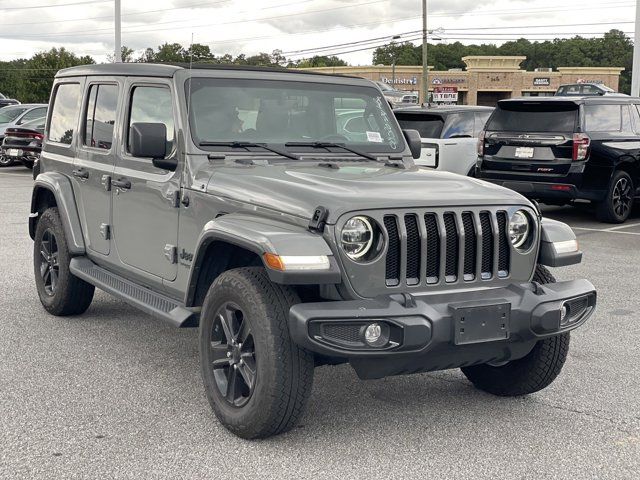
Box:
left=284, top=141, right=379, bottom=162
left=199, top=141, right=300, bottom=160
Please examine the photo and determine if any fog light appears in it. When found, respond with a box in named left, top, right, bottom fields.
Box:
left=560, top=304, right=568, bottom=325
left=364, top=323, right=382, bottom=344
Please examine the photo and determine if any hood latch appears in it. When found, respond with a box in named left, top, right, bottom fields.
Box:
left=308, top=206, right=329, bottom=233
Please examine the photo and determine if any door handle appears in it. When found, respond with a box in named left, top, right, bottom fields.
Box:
left=72, top=168, right=89, bottom=179
left=111, top=178, right=131, bottom=190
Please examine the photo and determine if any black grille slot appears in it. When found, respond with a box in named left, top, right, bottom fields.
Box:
left=404, top=214, right=420, bottom=284
left=424, top=214, right=440, bottom=283
left=497, top=211, right=510, bottom=275
left=480, top=212, right=494, bottom=278
left=443, top=213, right=458, bottom=281
left=323, top=324, right=362, bottom=344
left=462, top=212, right=476, bottom=280
left=384, top=216, right=400, bottom=286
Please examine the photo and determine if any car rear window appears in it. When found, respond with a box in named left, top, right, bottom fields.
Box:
left=48, top=83, right=82, bottom=145
left=486, top=102, right=578, bottom=133
left=395, top=113, right=444, bottom=138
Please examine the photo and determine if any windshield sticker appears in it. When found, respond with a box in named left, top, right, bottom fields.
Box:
left=366, top=131, right=383, bottom=143
left=374, top=96, right=399, bottom=149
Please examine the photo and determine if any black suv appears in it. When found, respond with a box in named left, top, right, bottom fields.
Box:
left=477, top=96, right=640, bottom=223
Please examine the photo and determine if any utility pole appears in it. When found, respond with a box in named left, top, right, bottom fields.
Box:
left=391, top=35, right=401, bottom=87
left=421, top=0, right=428, bottom=105
left=632, top=0, right=640, bottom=96
left=114, top=0, right=122, bottom=63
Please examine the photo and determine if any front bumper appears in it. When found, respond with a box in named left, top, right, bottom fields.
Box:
left=289, top=279, right=596, bottom=379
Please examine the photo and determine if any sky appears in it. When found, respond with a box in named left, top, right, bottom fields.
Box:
left=0, top=0, right=634, bottom=64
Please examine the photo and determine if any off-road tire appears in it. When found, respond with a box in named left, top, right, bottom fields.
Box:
left=199, top=267, right=314, bottom=439
left=596, top=170, right=634, bottom=224
left=461, top=265, right=570, bottom=396
left=34, top=207, right=95, bottom=316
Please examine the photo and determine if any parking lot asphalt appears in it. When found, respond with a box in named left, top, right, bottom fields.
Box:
left=1, top=166, right=638, bottom=480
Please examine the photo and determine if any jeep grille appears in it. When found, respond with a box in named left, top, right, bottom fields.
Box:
left=382, top=210, right=510, bottom=287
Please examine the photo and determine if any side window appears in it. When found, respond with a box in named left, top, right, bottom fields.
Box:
left=48, top=83, right=82, bottom=145
left=84, top=84, right=118, bottom=150
left=442, top=113, right=474, bottom=138
left=128, top=86, right=174, bottom=156
left=19, top=107, right=47, bottom=125
left=473, top=112, right=491, bottom=137
left=584, top=104, right=622, bottom=132
left=581, top=85, right=600, bottom=95
left=621, top=105, right=633, bottom=133
left=632, top=105, right=640, bottom=134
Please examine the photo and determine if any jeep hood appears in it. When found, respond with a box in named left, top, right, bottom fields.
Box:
left=203, top=162, right=530, bottom=224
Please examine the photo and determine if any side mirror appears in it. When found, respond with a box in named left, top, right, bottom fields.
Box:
left=130, top=122, right=176, bottom=171
left=402, top=129, right=422, bottom=159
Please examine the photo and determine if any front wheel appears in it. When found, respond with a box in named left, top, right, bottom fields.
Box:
left=596, top=170, right=634, bottom=223
left=461, top=265, right=570, bottom=396
left=0, top=153, right=14, bottom=167
left=199, top=267, right=314, bottom=439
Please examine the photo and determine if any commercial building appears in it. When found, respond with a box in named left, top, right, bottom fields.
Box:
left=299, top=56, right=624, bottom=106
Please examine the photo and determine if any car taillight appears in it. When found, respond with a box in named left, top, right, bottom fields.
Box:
left=477, top=130, right=486, bottom=156
left=34, top=133, right=44, bottom=140
left=572, top=133, right=590, bottom=161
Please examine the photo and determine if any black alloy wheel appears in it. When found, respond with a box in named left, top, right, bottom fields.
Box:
left=38, top=229, right=60, bottom=296
left=209, top=302, right=257, bottom=407
left=612, top=175, right=633, bottom=218
left=0, top=152, right=14, bottom=167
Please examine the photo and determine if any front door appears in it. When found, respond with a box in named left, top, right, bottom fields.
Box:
left=73, top=81, right=120, bottom=255
left=111, top=81, right=180, bottom=281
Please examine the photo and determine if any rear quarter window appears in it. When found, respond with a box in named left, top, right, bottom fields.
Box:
left=584, top=104, right=622, bottom=132
left=487, top=103, right=578, bottom=133
left=48, top=83, right=82, bottom=145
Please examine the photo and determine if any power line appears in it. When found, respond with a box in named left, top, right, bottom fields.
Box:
left=0, top=0, right=110, bottom=11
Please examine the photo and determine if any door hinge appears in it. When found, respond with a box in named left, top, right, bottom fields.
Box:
left=164, top=244, right=177, bottom=264
left=99, top=223, right=110, bottom=240
left=165, top=190, right=180, bottom=208
left=101, top=175, right=112, bottom=192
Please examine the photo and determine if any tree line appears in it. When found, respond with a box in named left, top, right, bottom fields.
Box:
left=0, top=30, right=633, bottom=103
left=373, top=29, right=633, bottom=93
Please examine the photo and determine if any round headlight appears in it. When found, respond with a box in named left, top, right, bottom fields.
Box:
left=341, top=216, right=374, bottom=260
left=509, top=210, right=531, bottom=248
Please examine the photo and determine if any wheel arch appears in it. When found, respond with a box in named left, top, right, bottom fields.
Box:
left=184, top=214, right=341, bottom=307
left=613, top=156, right=640, bottom=186
left=29, top=172, right=85, bottom=255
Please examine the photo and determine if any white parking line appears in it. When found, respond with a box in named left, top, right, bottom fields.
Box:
left=572, top=226, right=640, bottom=236
left=605, top=222, right=640, bottom=231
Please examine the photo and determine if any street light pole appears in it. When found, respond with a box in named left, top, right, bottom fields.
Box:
left=632, top=0, right=640, bottom=96
left=114, top=0, right=122, bottom=63
left=421, top=0, right=428, bottom=105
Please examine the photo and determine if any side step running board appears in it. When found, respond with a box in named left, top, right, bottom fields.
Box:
left=70, top=257, right=194, bottom=327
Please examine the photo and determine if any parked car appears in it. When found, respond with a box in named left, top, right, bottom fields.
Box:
left=555, top=83, right=627, bottom=97
left=477, top=96, right=640, bottom=223
left=0, top=92, right=20, bottom=108
left=374, top=81, right=419, bottom=107
left=30, top=63, right=594, bottom=439
left=0, top=104, right=47, bottom=166
left=1, top=116, right=45, bottom=173
left=394, top=105, right=493, bottom=175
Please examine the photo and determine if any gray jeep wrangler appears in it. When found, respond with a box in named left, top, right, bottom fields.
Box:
left=30, top=64, right=596, bottom=439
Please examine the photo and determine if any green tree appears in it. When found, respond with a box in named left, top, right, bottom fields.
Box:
left=107, top=45, right=135, bottom=63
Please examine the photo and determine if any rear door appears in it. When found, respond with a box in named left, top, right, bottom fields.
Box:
left=437, top=112, right=478, bottom=175
left=482, top=101, right=579, bottom=177
left=73, top=80, right=121, bottom=256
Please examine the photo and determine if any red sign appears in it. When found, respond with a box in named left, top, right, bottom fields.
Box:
left=433, top=86, right=458, bottom=93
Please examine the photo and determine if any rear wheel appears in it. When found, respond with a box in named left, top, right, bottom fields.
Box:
left=0, top=152, right=14, bottom=167
left=461, top=265, right=570, bottom=396
left=34, top=208, right=95, bottom=315
left=596, top=170, right=634, bottom=223
left=199, top=267, right=314, bottom=439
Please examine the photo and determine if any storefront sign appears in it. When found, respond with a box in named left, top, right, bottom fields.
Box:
left=533, top=77, right=550, bottom=86
left=381, top=76, right=418, bottom=86
left=433, top=86, right=458, bottom=103
left=431, top=77, right=465, bottom=85
left=577, top=78, right=604, bottom=84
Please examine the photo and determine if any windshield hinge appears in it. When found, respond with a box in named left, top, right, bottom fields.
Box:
left=308, top=206, right=329, bottom=233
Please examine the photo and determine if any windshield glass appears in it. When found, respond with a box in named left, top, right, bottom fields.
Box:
left=186, top=78, right=403, bottom=153
left=395, top=113, right=444, bottom=138
left=487, top=103, right=578, bottom=132
left=0, top=106, right=27, bottom=123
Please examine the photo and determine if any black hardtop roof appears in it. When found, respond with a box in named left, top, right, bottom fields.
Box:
left=394, top=105, right=494, bottom=116
left=56, top=62, right=361, bottom=81
left=498, top=96, right=638, bottom=106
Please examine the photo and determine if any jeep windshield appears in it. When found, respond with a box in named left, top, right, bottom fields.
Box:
left=186, top=77, right=403, bottom=155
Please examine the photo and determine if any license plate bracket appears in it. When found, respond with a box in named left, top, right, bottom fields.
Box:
left=515, top=146, right=534, bottom=158
left=452, top=302, right=510, bottom=345
left=7, top=148, right=21, bottom=157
